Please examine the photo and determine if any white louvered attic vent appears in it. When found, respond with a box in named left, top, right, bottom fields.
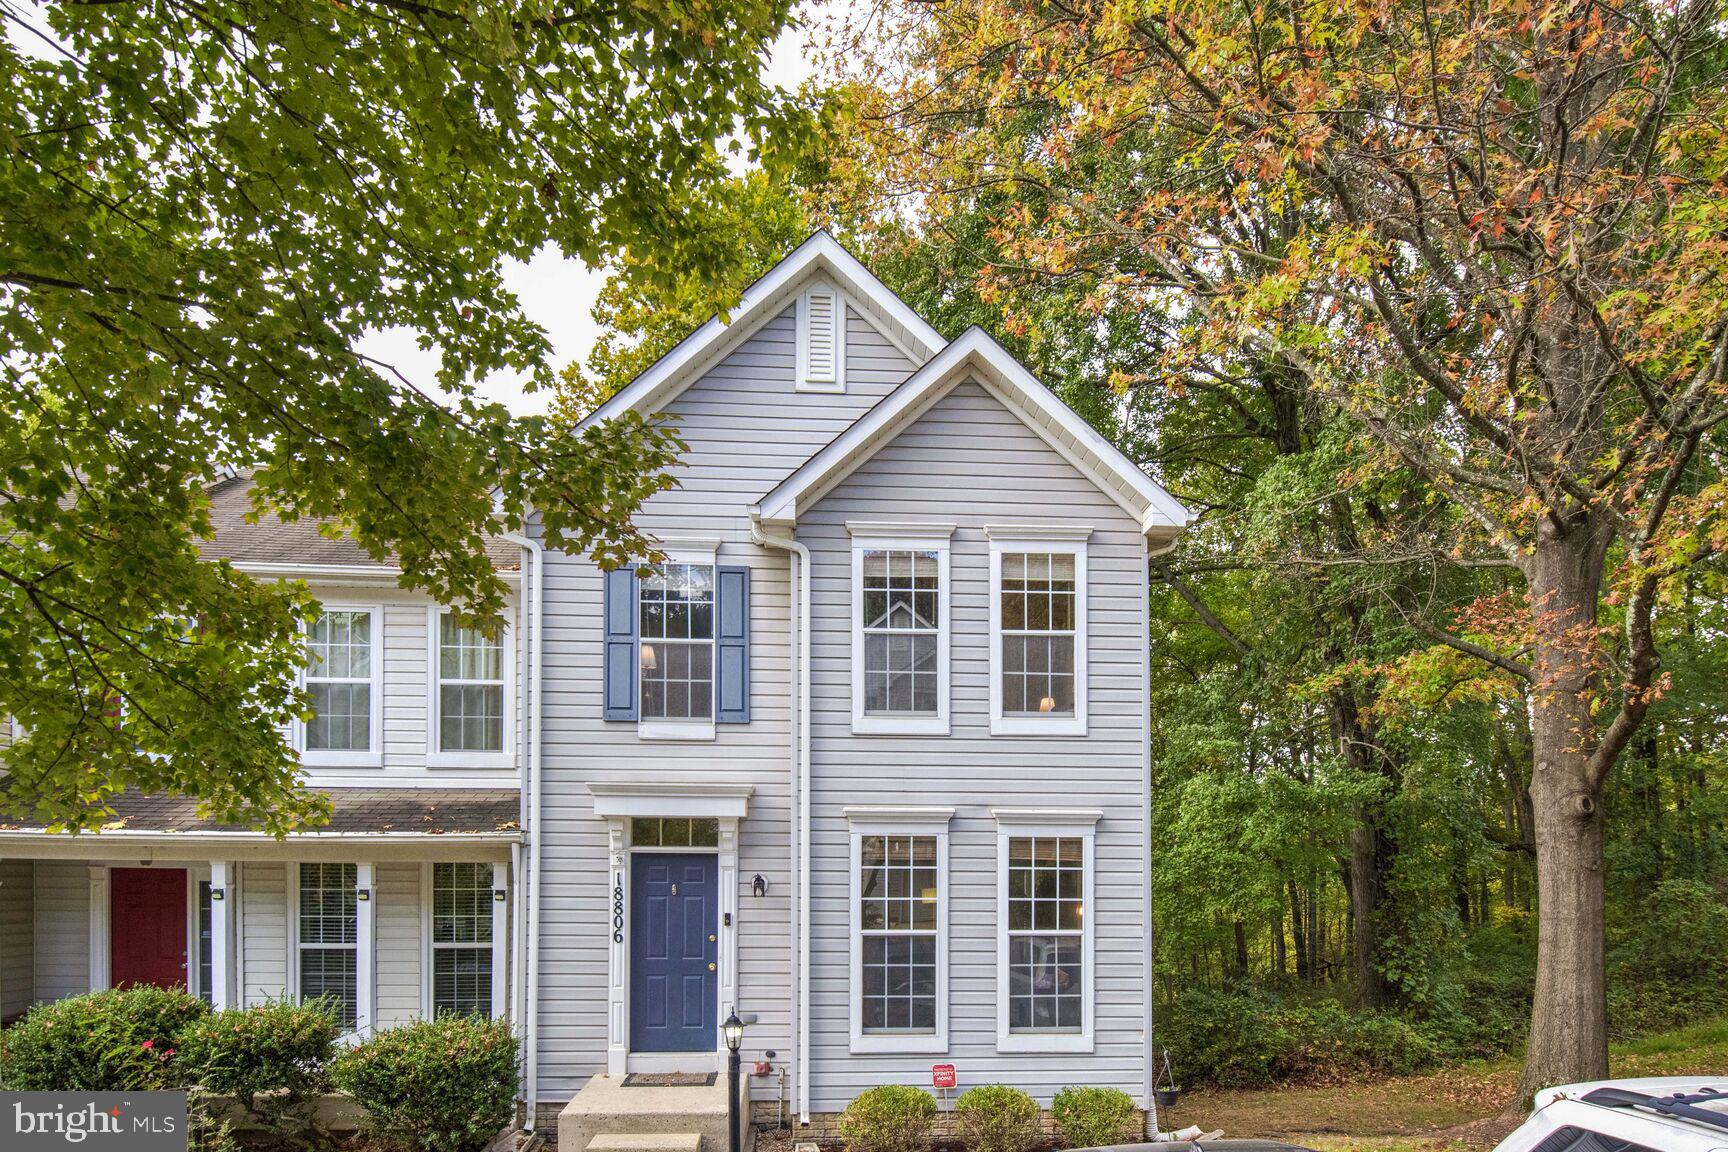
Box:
left=797, top=284, right=844, bottom=392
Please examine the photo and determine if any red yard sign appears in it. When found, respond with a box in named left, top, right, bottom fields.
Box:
left=931, top=1064, right=957, bottom=1090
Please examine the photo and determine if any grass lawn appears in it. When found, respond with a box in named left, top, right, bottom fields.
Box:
left=1159, top=1019, right=1728, bottom=1152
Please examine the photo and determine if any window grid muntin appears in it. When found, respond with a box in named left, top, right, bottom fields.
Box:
left=1006, top=836, right=1084, bottom=1034
left=1000, top=553, right=1077, bottom=717
left=305, top=610, right=373, bottom=751
left=859, top=834, right=938, bottom=1033
left=437, top=615, right=506, bottom=752
left=629, top=817, right=721, bottom=848
left=432, top=863, right=495, bottom=1018
left=861, top=550, right=940, bottom=716
left=639, top=563, right=716, bottom=722
left=298, top=863, right=358, bottom=1027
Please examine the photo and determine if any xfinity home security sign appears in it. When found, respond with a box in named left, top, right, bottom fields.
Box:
left=3, top=1092, right=186, bottom=1151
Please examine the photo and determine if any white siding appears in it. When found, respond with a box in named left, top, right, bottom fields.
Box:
left=376, top=863, right=423, bottom=1028
left=1, top=859, right=35, bottom=1015
left=533, top=301, right=916, bottom=1105
left=33, top=860, right=91, bottom=1001
left=241, top=862, right=289, bottom=1007
left=798, top=379, right=1150, bottom=1108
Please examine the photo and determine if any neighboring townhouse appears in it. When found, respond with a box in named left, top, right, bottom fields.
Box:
left=535, top=232, right=1189, bottom=1140
left=0, top=473, right=526, bottom=1038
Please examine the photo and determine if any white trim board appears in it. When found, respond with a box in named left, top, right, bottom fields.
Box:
left=754, top=326, right=1190, bottom=537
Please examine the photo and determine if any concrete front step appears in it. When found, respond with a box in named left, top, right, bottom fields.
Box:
left=558, top=1075, right=749, bottom=1152
left=586, top=1133, right=704, bottom=1152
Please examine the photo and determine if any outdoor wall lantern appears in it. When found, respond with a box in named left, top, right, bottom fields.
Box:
left=752, top=874, right=768, bottom=898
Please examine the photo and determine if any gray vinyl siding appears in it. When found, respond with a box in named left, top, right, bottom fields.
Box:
left=375, top=863, right=423, bottom=1028
left=33, top=860, right=90, bottom=1001
left=533, top=301, right=916, bottom=1105
left=1, top=858, right=35, bottom=1015
left=240, top=862, right=289, bottom=1007
left=799, top=378, right=1150, bottom=1109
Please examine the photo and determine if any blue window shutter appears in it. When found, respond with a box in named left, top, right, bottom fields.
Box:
left=716, top=566, right=750, bottom=724
left=602, top=567, right=638, bottom=721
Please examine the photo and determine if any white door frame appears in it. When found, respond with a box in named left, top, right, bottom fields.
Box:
left=587, top=783, right=751, bottom=1076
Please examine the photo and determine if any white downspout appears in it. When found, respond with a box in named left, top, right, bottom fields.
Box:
left=504, top=530, right=545, bottom=1130
left=750, top=519, right=810, bottom=1123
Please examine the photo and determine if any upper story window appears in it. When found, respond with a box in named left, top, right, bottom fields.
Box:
left=995, top=812, right=1097, bottom=1053
left=987, top=529, right=1089, bottom=735
left=848, top=808, right=951, bottom=1054
left=302, top=608, right=381, bottom=763
left=430, top=611, right=511, bottom=766
left=849, top=526, right=952, bottom=735
left=640, top=562, right=715, bottom=727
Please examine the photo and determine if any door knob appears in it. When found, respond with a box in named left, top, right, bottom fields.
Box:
left=709, top=934, right=716, bottom=942
left=708, top=963, right=716, bottom=971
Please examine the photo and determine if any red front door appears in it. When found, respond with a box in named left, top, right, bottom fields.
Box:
left=110, top=868, right=188, bottom=990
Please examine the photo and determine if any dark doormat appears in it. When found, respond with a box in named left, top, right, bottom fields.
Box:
left=622, top=1072, right=718, bottom=1088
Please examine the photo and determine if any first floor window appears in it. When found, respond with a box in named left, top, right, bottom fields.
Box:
left=1005, top=836, right=1085, bottom=1034
left=859, top=834, right=939, bottom=1033
left=298, top=863, right=358, bottom=1028
left=305, top=610, right=374, bottom=752
left=639, top=563, right=715, bottom=721
left=197, top=880, right=214, bottom=1005
left=431, top=863, right=495, bottom=1018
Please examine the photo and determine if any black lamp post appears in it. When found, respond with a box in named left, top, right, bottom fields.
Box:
left=722, top=1010, right=745, bottom=1152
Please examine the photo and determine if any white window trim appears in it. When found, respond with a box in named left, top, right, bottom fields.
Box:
left=849, top=527, right=953, bottom=736
left=795, top=280, right=847, bottom=393
left=420, top=862, right=509, bottom=1022
left=993, top=809, right=1099, bottom=1053
left=638, top=542, right=720, bottom=742
left=296, top=603, right=385, bottom=768
left=425, top=608, right=515, bottom=769
left=987, top=529, right=1089, bottom=736
left=847, top=806, right=953, bottom=1054
left=287, top=861, right=375, bottom=1039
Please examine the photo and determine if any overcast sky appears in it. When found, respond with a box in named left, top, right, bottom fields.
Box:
left=353, top=15, right=828, bottom=417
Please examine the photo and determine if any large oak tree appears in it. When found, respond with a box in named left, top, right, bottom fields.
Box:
left=1, top=0, right=802, bottom=832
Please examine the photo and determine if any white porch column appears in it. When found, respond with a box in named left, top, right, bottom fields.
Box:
left=489, top=862, right=509, bottom=1022
left=87, top=865, right=110, bottom=991
left=209, top=861, right=237, bottom=1010
left=356, top=862, right=376, bottom=1035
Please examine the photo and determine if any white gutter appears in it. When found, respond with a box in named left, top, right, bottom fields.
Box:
left=751, top=520, right=811, bottom=1123
left=503, top=530, right=546, bottom=1130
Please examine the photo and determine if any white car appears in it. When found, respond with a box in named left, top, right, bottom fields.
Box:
left=1494, top=1076, right=1728, bottom=1151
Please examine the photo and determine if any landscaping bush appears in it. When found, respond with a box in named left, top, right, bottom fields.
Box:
left=332, top=1014, right=518, bottom=1152
left=173, top=998, right=343, bottom=1142
left=1, top=985, right=209, bottom=1090
left=838, top=1084, right=937, bottom=1152
left=954, top=1085, right=1043, bottom=1152
left=1050, top=1087, right=1139, bottom=1148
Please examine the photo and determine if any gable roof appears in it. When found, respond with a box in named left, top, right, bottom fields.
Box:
left=752, top=326, right=1190, bottom=540
left=578, top=230, right=947, bottom=430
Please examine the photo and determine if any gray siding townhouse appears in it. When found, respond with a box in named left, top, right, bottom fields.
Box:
left=0, top=473, right=526, bottom=1039
left=534, top=232, right=1189, bottom=1138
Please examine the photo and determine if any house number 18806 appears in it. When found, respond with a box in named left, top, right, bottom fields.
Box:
left=612, top=874, right=624, bottom=943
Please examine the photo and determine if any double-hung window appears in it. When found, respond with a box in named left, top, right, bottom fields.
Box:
left=850, top=526, right=952, bottom=735
left=849, top=809, right=950, bottom=1053
left=297, top=863, right=359, bottom=1029
left=430, top=863, right=503, bottom=1019
left=638, top=562, right=716, bottom=737
left=995, top=812, right=1096, bottom=1052
left=988, top=528, right=1088, bottom=734
left=301, top=608, right=381, bottom=764
left=430, top=612, right=510, bottom=766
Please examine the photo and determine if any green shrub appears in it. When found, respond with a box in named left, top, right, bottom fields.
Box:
left=173, top=998, right=342, bottom=1141
left=1050, top=1087, right=1139, bottom=1148
left=955, top=1085, right=1043, bottom=1152
left=1, top=985, right=209, bottom=1090
left=838, top=1084, right=937, bottom=1152
left=332, top=1015, right=518, bottom=1152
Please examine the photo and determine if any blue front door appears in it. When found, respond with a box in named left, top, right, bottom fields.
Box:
left=630, top=852, right=719, bottom=1053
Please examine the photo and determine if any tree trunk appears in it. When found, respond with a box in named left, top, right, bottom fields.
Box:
left=1516, top=519, right=1613, bottom=1103
left=1288, top=880, right=1311, bottom=981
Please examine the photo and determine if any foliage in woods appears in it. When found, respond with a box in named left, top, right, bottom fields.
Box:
left=1, top=0, right=802, bottom=831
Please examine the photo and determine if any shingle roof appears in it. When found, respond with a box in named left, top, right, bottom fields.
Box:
left=0, top=788, right=521, bottom=836
left=200, top=472, right=520, bottom=571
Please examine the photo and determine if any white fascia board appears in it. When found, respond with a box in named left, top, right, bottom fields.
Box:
left=756, top=327, right=1192, bottom=535
left=230, top=561, right=523, bottom=587
left=579, top=231, right=947, bottom=432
